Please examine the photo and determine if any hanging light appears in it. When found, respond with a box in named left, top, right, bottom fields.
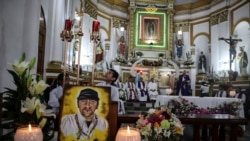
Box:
left=120, top=27, right=124, bottom=31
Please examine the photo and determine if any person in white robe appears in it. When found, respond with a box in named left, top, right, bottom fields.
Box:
left=125, top=76, right=137, bottom=101
left=136, top=77, right=148, bottom=101
left=147, top=78, right=158, bottom=100
left=214, top=85, right=227, bottom=97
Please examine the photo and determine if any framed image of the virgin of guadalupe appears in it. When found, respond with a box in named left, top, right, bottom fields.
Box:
left=59, top=85, right=117, bottom=141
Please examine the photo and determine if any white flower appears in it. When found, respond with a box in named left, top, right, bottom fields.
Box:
left=39, top=103, right=56, bottom=119
left=148, top=108, right=156, bottom=114
left=29, top=79, right=49, bottom=95
left=12, top=60, right=29, bottom=75
left=21, top=97, right=41, bottom=114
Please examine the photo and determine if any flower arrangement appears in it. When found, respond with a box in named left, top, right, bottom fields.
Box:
left=136, top=106, right=184, bottom=141
left=0, top=53, right=56, bottom=140
left=168, top=97, right=241, bottom=116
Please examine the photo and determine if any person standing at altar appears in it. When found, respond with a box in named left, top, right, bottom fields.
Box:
left=116, top=77, right=127, bottom=101
left=96, top=69, right=119, bottom=101
left=96, top=69, right=125, bottom=114
left=214, top=85, right=227, bottom=97
left=234, top=87, right=246, bottom=103
left=137, top=77, right=148, bottom=101
left=125, top=76, right=137, bottom=101
left=147, top=78, right=158, bottom=101
left=200, top=82, right=209, bottom=97
left=168, top=71, right=175, bottom=90
left=177, top=70, right=191, bottom=96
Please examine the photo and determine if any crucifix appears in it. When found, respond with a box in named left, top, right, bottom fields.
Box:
left=218, top=36, right=242, bottom=73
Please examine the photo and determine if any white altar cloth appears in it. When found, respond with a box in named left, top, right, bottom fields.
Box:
left=154, top=95, right=245, bottom=118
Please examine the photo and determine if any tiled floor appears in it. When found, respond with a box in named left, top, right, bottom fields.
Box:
left=239, top=120, right=250, bottom=141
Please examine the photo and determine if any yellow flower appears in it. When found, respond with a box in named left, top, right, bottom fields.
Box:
left=21, top=97, right=40, bottom=114
left=39, top=118, right=47, bottom=128
left=35, top=80, right=49, bottom=94
left=175, top=126, right=183, bottom=135
left=12, top=60, right=29, bottom=75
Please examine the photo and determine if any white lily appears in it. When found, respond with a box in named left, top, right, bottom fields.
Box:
left=35, top=80, right=49, bottom=95
left=12, top=60, right=29, bottom=75
left=29, top=79, right=49, bottom=95
left=39, top=103, right=56, bottom=119
left=148, top=108, right=156, bottom=114
left=21, top=97, right=41, bottom=114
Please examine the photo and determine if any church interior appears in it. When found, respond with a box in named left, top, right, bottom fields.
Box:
left=1, top=0, right=250, bottom=141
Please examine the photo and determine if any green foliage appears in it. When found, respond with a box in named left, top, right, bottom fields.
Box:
left=0, top=53, right=55, bottom=141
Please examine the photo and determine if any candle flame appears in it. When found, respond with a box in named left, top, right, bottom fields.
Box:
left=28, top=124, right=32, bottom=132
left=127, top=126, right=130, bottom=134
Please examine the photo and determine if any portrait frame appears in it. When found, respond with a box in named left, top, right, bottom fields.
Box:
left=58, top=85, right=118, bottom=141
left=135, top=11, right=167, bottom=49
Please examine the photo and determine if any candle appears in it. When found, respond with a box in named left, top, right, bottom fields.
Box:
left=115, top=126, right=141, bottom=141
left=14, top=124, right=43, bottom=141
left=92, top=20, right=100, bottom=33
left=64, top=19, right=73, bottom=30
left=166, top=88, right=173, bottom=95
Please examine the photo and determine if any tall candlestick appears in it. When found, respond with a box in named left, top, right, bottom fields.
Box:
left=92, top=20, right=100, bottom=33
left=115, top=126, right=141, bottom=141
left=14, top=124, right=43, bottom=141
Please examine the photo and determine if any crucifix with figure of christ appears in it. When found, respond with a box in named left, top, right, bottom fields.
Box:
left=219, top=36, right=242, bottom=71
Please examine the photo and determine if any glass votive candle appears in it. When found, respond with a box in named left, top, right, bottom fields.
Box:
left=14, top=124, right=43, bottom=141
left=115, top=126, right=141, bottom=141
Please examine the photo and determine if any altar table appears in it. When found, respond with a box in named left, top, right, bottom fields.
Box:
left=154, top=95, right=245, bottom=117
left=117, top=114, right=248, bottom=141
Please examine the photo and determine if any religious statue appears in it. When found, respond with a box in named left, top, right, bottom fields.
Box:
left=198, top=51, right=206, bottom=73
left=219, top=37, right=242, bottom=63
left=176, top=39, right=183, bottom=60
left=95, top=40, right=104, bottom=70
left=118, top=36, right=126, bottom=57
left=237, top=46, right=248, bottom=76
left=72, top=40, right=79, bottom=70
left=145, top=19, right=157, bottom=39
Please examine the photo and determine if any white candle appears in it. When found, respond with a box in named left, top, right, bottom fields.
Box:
left=115, top=126, right=141, bottom=141
left=14, top=124, right=43, bottom=141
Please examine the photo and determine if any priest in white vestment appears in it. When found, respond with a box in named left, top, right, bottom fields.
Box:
left=147, top=78, right=158, bottom=100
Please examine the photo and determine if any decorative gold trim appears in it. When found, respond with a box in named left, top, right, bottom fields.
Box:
left=230, top=0, right=249, bottom=35
left=190, top=19, right=210, bottom=46
left=128, top=7, right=136, bottom=58
left=85, top=1, right=98, bottom=19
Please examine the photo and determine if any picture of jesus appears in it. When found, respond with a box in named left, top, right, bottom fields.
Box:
left=144, top=19, right=158, bottom=40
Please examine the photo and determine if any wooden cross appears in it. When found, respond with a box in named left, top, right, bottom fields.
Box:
left=218, top=36, right=242, bottom=73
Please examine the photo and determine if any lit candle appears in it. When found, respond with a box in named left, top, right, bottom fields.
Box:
left=166, top=88, right=173, bottom=95
left=115, top=126, right=141, bottom=141
left=92, top=20, right=100, bottom=33
left=14, top=124, right=43, bottom=141
left=64, top=19, right=73, bottom=30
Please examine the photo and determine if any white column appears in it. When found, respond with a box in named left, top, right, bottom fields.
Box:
left=47, top=0, right=65, bottom=62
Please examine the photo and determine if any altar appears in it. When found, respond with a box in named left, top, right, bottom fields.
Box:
left=154, top=95, right=245, bottom=118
